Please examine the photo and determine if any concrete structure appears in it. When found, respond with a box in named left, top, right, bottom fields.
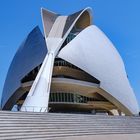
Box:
left=2, top=8, right=139, bottom=116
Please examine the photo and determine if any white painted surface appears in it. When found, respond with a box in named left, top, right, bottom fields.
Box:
left=58, top=25, right=139, bottom=114
left=21, top=15, right=67, bottom=112
left=21, top=8, right=92, bottom=112
left=21, top=52, right=55, bottom=112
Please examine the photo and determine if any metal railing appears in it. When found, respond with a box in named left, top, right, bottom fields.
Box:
left=20, top=106, right=48, bottom=112
left=49, top=92, right=99, bottom=104
left=54, top=60, right=80, bottom=70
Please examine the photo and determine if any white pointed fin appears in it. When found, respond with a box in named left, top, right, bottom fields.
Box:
left=41, top=8, right=59, bottom=38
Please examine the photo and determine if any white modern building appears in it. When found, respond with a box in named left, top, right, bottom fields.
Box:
left=2, top=7, right=139, bottom=116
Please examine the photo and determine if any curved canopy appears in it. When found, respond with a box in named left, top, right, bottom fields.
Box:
left=58, top=25, right=139, bottom=115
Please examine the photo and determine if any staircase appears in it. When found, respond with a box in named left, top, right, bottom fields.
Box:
left=0, top=111, right=140, bottom=139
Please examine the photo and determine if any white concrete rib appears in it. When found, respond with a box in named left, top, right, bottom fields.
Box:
left=21, top=8, right=92, bottom=112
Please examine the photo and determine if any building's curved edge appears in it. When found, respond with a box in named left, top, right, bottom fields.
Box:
left=41, top=8, right=60, bottom=39
left=58, top=25, right=139, bottom=115
left=2, top=26, right=47, bottom=109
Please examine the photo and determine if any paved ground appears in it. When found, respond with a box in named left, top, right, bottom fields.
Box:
left=59, top=133, right=140, bottom=140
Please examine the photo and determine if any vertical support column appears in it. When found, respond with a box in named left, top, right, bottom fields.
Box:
left=20, top=52, right=55, bottom=112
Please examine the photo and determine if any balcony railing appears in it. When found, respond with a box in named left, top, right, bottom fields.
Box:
left=54, top=60, right=80, bottom=70
left=49, top=92, right=102, bottom=104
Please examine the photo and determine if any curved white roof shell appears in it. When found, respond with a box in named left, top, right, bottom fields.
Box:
left=58, top=25, right=139, bottom=114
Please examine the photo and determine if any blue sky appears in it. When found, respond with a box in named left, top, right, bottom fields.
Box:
left=0, top=0, right=140, bottom=108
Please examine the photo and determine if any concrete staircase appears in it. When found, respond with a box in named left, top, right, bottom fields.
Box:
left=0, top=111, right=139, bottom=139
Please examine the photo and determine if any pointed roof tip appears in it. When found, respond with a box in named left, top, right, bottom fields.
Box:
left=78, top=7, right=92, bottom=13
left=41, top=7, right=92, bottom=16
left=83, top=7, right=93, bottom=14
left=41, top=7, right=59, bottom=15
left=41, top=7, right=44, bottom=13
left=68, top=7, right=93, bottom=19
left=85, top=7, right=92, bottom=10
left=27, top=26, right=42, bottom=37
left=76, top=7, right=93, bottom=24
